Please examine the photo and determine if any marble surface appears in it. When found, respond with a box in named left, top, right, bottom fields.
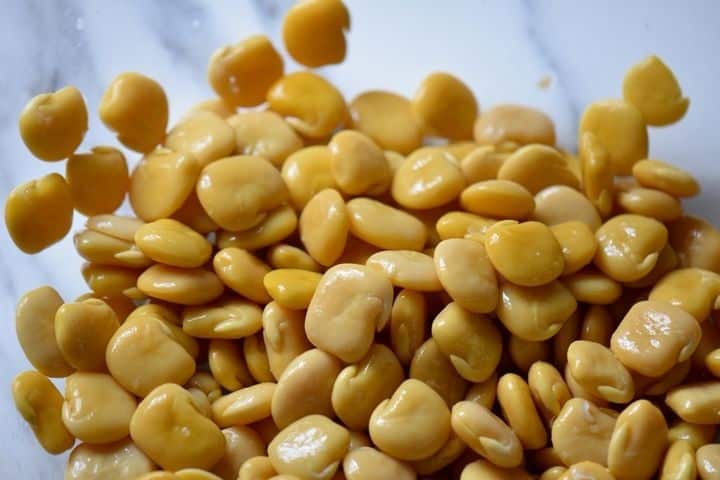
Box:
left=1, top=0, right=720, bottom=476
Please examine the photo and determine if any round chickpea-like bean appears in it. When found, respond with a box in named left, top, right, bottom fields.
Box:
left=623, top=55, right=689, bottom=126
left=5, top=173, right=74, bottom=253
left=228, top=111, right=303, bottom=168
left=607, top=399, right=668, bottom=480
left=551, top=398, right=617, bottom=467
left=346, top=197, right=427, bottom=251
left=473, top=104, right=555, bottom=146
left=305, top=264, right=393, bottom=362
left=349, top=90, right=422, bottom=154
left=282, top=0, right=349, bottom=67
left=165, top=111, right=236, bottom=168
left=410, top=338, right=469, bottom=406
left=99, top=72, right=168, bottom=153
left=12, top=370, right=75, bottom=454
left=532, top=185, right=602, bottom=231
left=269, top=415, right=349, bottom=480
left=267, top=71, right=348, bottom=139
left=611, top=300, right=701, bottom=377
left=578, top=99, right=648, bottom=175
left=431, top=302, right=502, bottom=382
left=497, top=144, right=579, bottom=194
left=208, top=35, right=284, bottom=107
left=412, top=72, right=478, bottom=140
left=370, top=379, right=451, bottom=461
left=65, top=439, right=155, bottom=480
left=331, top=344, right=404, bottom=430
left=300, top=189, right=350, bottom=266
left=659, top=440, right=697, bottom=480
left=130, top=383, right=226, bottom=471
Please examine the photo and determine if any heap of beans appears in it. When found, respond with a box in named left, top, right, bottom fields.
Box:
left=6, top=1, right=720, bottom=479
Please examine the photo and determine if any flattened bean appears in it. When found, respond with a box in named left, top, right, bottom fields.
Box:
left=392, top=147, right=466, bottom=209
left=473, top=104, right=555, bottom=146
left=623, top=55, right=689, bottom=126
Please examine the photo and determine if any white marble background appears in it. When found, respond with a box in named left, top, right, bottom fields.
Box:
left=1, top=0, right=719, bottom=476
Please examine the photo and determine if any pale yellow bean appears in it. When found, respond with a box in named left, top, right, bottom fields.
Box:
left=659, top=440, right=697, bottom=480
left=281, top=146, right=337, bottom=210
left=528, top=361, right=571, bottom=424
left=65, top=439, right=154, bottom=480
left=412, top=72, right=478, bottom=140
left=349, top=90, right=423, bottom=154
left=262, top=301, right=312, bottom=379
left=551, top=398, right=617, bottom=466
left=665, top=382, right=720, bottom=424
left=410, top=338, right=469, bottom=407
left=282, top=0, right=349, bottom=67
left=579, top=131, right=614, bottom=218
left=343, top=446, right=416, bottom=480
left=182, top=297, right=263, bottom=339
left=391, top=147, right=466, bottom=209
left=213, top=248, right=272, bottom=304
left=346, top=197, right=427, bottom=250
left=473, top=104, right=555, bottom=146
left=212, top=383, right=276, bottom=428
left=329, top=130, right=391, bottom=196
left=165, top=111, right=236, bottom=168
left=669, top=215, right=720, bottom=272
left=135, top=219, right=211, bottom=268
left=212, top=426, right=267, bottom=480
left=649, top=268, right=720, bottom=321
left=66, top=146, right=129, bottom=216
left=227, top=111, right=303, bottom=167
left=532, top=185, right=602, bottom=231
left=497, top=144, right=579, bottom=194
left=623, top=55, right=689, bottom=126
left=300, top=188, right=350, bottom=266
left=366, top=250, right=442, bottom=291
left=497, top=373, right=547, bottom=450
left=389, top=289, right=427, bottom=366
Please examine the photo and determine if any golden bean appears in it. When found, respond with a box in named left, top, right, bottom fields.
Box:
left=300, top=188, right=350, bottom=266
left=668, top=421, right=717, bottom=450
left=74, top=228, right=150, bottom=268
left=528, top=361, right=571, bottom=424
left=213, top=248, right=271, bottom=304
left=165, top=111, right=236, bottom=168
left=623, top=55, right=689, bottom=126
left=228, top=111, right=303, bottom=167
left=564, top=364, right=609, bottom=406
left=12, top=370, right=74, bottom=454
left=633, top=158, right=700, bottom=197
left=99, top=72, right=168, bottom=153
left=460, top=145, right=508, bottom=183
left=182, top=297, right=262, bottom=339
left=208, top=35, right=284, bottom=107
left=578, top=99, right=648, bottom=175
left=15, top=286, right=73, bottom=377
left=212, top=426, right=266, bottom=480
left=567, top=340, right=634, bottom=404
left=137, top=264, right=224, bottom=306
left=450, top=400, right=523, bottom=468
left=282, top=0, right=349, bottom=67
left=349, top=90, right=423, bottom=154
left=392, top=147, right=465, bottom=209
left=616, top=186, right=683, bottom=222
left=272, top=348, right=341, bottom=428
left=389, top=289, right=427, bottom=366
left=243, top=334, right=275, bottom=383
left=346, top=197, right=427, bottom=250
left=217, top=205, right=297, bottom=251
left=281, top=146, right=337, bottom=210
left=694, top=318, right=720, bottom=371
left=190, top=98, right=236, bottom=119
left=186, top=372, right=222, bottom=404
left=696, top=444, right=720, bottom=480
left=267, top=71, right=348, bottom=139
left=305, top=263, right=393, bottom=362
left=580, top=305, right=614, bottom=345
left=460, top=459, right=533, bottom=480
left=707, top=348, right=720, bottom=377
left=431, top=303, right=501, bottom=382
left=436, top=211, right=496, bottom=240
left=473, top=104, right=555, bottom=146
left=410, top=338, right=469, bottom=406
left=550, top=221, right=598, bottom=276
left=65, top=439, right=154, bottom=479
left=551, top=398, right=617, bottom=466
left=366, top=250, right=441, bottom=291
left=410, top=434, right=466, bottom=475
left=172, top=191, right=219, bottom=234
left=508, top=336, right=550, bottom=374
left=61, top=372, right=136, bottom=444
left=660, top=440, right=697, bottom=480
left=579, top=131, right=614, bottom=218
left=263, top=269, right=321, bottom=310
left=19, top=85, right=87, bottom=161
left=328, top=130, right=391, bottom=196
left=594, top=214, right=668, bottom=282
left=65, top=146, right=129, bottom=216
left=269, top=415, right=349, bottom=480
left=197, top=155, right=287, bottom=231
left=212, top=383, right=276, bottom=428
left=135, top=218, right=211, bottom=268
left=54, top=298, right=119, bottom=371
left=532, top=185, right=602, bottom=231
left=497, top=279, right=577, bottom=341
left=412, top=72, right=478, bottom=140
left=208, top=339, right=253, bottom=391
left=5, top=173, right=74, bottom=253
left=563, top=269, right=623, bottom=304
left=370, top=379, right=451, bottom=461
left=497, top=373, right=547, bottom=449
left=266, top=244, right=321, bottom=272
left=611, top=300, right=701, bottom=377
left=607, top=399, right=668, bottom=480
left=130, top=383, right=225, bottom=471
left=332, top=344, right=404, bottom=430
left=239, top=456, right=277, bottom=480
left=460, top=180, right=534, bottom=219
left=649, top=268, right=720, bottom=321
left=669, top=215, right=720, bottom=272
left=497, top=144, right=579, bottom=194
left=107, top=311, right=197, bottom=396
left=666, top=381, right=720, bottom=424
left=343, top=446, right=416, bottom=480
left=262, top=301, right=312, bottom=379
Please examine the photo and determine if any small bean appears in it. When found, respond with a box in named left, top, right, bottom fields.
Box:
left=305, top=264, right=392, bottom=362
left=633, top=158, right=700, bottom=197
left=508, top=336, right=551, bottom=374
left=135, top=218, right=212, bottom=268
left=208, top=339, right=253, bottom=391
left=262, top=302, right=312, bottom=379
left=669, top=215, right=720, bottom=272
left=665, top=381, right=720, bottom=424
left=130, top=384, right=226, bottom=471
left=580, top=305, right=615, bottom=345
left=349, top=90, right=422, bottom=154
left=12, top=370, right=74, bottom=454
left=497, top=144, right=579, bottom=194
left=228, top=111, right=303, bottom=167
left=263, top=269, right=321, bottom=310
left=616, top=186, right=683, bottom=222
left=213, top=248, right=272, bottom=304
left=578, top=99, right=648, bottom=175
left=532, top=185, right=602, bottom=231
left=55, top=299, right=119, bottom=371
left=611, top=300, right=701, bottom=377
left=460, top=180, right=535, bottom=220
left=182, top=297, right=262, bottom=339
left=65, top=439, right=154, bottom=480
left=281, top=146, right=337, bottom=210
left=74, top=228, right=150, bottom=268
left=329, top=130, right=391, bottom=196
left=649, top=268, right=720, bottom=321
left=197, top=155, right=287, bottom=231
left=165, top=111, right=236, bottom=168
left=347, top=197, right=427, bottom=250
left=267, top=71, right=348, bottom=139
left=460, top=145, right=509, bottom=183
left=551, top=398, right=617, bottom=466
left=410, top=338, right=469, bottom=406
left=300, top=188, right=350, bottom=266
left=551, top=221, right=598, bottom=276
left=389, top=289, right=427, bottom=366
left=623, top=55, right=689, bottom=126
left=239, top=456, right=277, bottom=480
left=579, top=131, right=614, bottom=218
left=99, top=72, right=168, bottom=153
left=659, top=441, right=697, bottom=480
left=568, top=340, right=634, bottom=404
left=66, top=146, right=129, bottom=216
left=497, top=373, right=547, bottom=449
left=5, top=173, right=74, bottom=253
left=208, top=35, right=284, bottom=107
left=563, top=269, right=623, bottom=304
left=212, top=383, right=276, bottom=428
left=528, top=361, right=571, bottom=424
left=366, top=250, right=441, bottom=291
left=19, top=85, right=87, bottom=161
left=473, top=104, right=555, bottom=146
left=244, top=334, right=275, bottom=383
left=282, top=0, right=349, bottom=67
left=212, top=426, right=266, bottom=480
left=217, top=205, right=298, bottom=251
left=392, top=147, right=465, bottom=209
left=138, top=265, right=224, bottom=306
left=412, top=72, right=478, bottom=140
left=370, top=379, right=451, bottom=461
left=436, top=211, right=496, bottom=240
left=266, top=244, right=321, bottom=272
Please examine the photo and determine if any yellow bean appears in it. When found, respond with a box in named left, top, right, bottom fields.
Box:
left=633, top=158, right=700, bottom=198
left=300, top=188, right=350, bottom=266
left=508, top=335, right=551, bottom=374
left=266, top=244, right=321, bottom=272
left=55, top=298, right=120, bottom=371
left=346, top=197, right=427, bottom=250
left=436, top=211, right=496, bottom=240
left=65, top=439, right=154, bottom=479
left=135, top=218, right=212, bottom=268
left=244, top=333, right=275, bottom=383
left=659, top=440, right=697, bottom=480
left=208, top=339, right=253, bottom=392
left=551, top=398, right=616, bottom=466
left=497, top=144, right=579, bottom=194
left=182, top=297, right=263, bottom=339
left=212, top=383, right=276, bottom=428
left=281, top=146, right=337, bottom=210
left=410, top=338, right=469, bottom=407
left=262, top=301, right=312, bottom=379
left=579, top=131, right=614, bottom=218
left=212, top=426, right=266, bottom=480
left=66, top=146, right=129, bottom=216
left=389, top=289, right=427, bottom=366
left=228, top=111, right=303, bottom=167
left=497, top=373, right=547, bottom=449
left=550, top=221, right=598, bottom=275
left=189, top=98, right=236, bottom=119
left=263, top=269, right=322, bottom=310
left=412, top=72, right=478, bottom=140
left=213, top=248, right=272, bottom=304
left=460, top=459, right=533, bottom=480
left=696, top=444, right=720, bottom=480
left=460, top=145, right=509, bottom=183
left=392, top=147, right=465, bottom=209
left=528, top=361, right=571, bottom=424
left=567, top=340, right=634, bottom=403
left=366, top=250, right=442, bottom=291
left=563, top=269, right=623, bottom=305
left=165, top=111, right=236, bottom=168
left=622, top=55, right=689, bottom=126
left=137, top=264, right=225, bottom=306
left=460, top=180, right=535, bottom=219
left=649, top=268, right=720, bottom=321
left=669, top=215, right=720, bottom=272
left=532, top=185, right=602, bottom=231
left=282, top=0, right=350, bottom=67
left=665, top=381, right=720, bottom=424
left=473, top=104, right=555, bottom=146
left=349, top=90, right=423, bottom=154
left=217, top=205, right=298, bottom=251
